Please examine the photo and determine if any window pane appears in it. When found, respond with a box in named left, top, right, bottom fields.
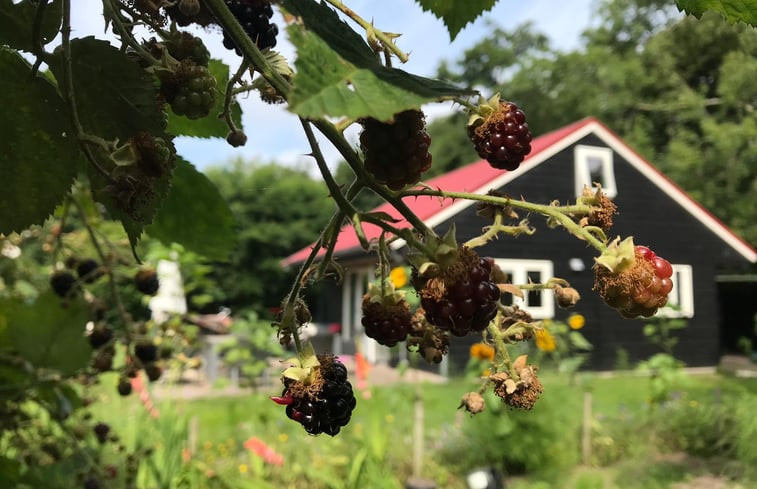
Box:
left=527, top=271, right=542, bottom=307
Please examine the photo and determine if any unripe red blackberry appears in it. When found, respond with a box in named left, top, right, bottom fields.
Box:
left=160, top=61, right=217, bottom=119
left=135, top=267, right=160, bottom=295
left=222, top=0, right=279, bottom=54
left=594, top=242, right=674, bottom=318
left=359, top=110, right=432, bottom=190
left=415, top=248, right=500, bottom=337
left=468, top=96, right=532, bottom=171
left=277, top=355, right=356, bottom=436
left=50, top=271, right=77, bottom=298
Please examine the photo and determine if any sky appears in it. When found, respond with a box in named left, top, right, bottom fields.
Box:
left=69, top=0, right=596, bottom=171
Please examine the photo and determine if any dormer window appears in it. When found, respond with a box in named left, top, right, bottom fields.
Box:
left=574, top=145, right=617, bottom=198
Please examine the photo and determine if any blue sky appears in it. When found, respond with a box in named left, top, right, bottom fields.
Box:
left=71, top=0, right=596, bottom=171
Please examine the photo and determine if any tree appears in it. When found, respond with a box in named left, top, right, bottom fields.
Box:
left=431, top=0, right=757, bottom=244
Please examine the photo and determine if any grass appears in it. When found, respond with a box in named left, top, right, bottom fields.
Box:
left=86, top=370, right=757, bottom=489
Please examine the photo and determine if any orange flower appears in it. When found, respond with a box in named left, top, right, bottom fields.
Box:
left=568, top=314, right=585, bottom=330
left=469, top=342, right=495, bottom=361
left=535, top=329, right=556, bottom=352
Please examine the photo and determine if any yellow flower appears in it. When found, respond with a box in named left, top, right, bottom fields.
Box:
left=238, top=464, right=248, bottom=474
left=535, top=329, right=556, bottom=352
left=385, top=414, right=395, bottom=423
left=482, top=369, right=491, bottom=377
left=389, top=267, right=408, bottom=289
left=278, top=433, right=288, bottom=443
left=568, top=314, right=585, bottom=330
left=469, top=342, right=495, bottom=361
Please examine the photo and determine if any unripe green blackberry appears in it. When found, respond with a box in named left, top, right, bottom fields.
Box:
left=359, top=110, right=432, bottom=190
left=131, top=132, right=176, bottom=178
left=160, top=61, right=217, bottom=119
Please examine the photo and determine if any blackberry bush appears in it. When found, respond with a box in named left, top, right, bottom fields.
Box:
left=359, top=109, right=433, bottom=190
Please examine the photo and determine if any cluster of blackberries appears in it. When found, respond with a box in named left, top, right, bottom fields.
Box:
left=50, top=257, right=104, bottom=298
left=277, top=356, right=356, bottom=436
left=469, top=101, right=532, bottom=171
left=415, top=250, right=501, bottom=337
left=222, top=0, right=278, bottom=54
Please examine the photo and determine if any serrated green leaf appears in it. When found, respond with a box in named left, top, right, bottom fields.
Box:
left=0, top=0, right=62, bottom=52
left=414, top=0, right=498, bottom=40
left=147, top=157, right=236, bottom=261
left=0, top=292, right=90, bottom=375
left=166, top=59, right=242, bottom=138
left=676, top=0, right=757, bottom=27
left=282, top=0, right=472, bottom=121
left=0, top=48, right=79, bottom=234
left=48, top=36, right=168, bottom=140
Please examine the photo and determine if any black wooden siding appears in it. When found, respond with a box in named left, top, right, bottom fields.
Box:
left=423, top=133, right=751, bottom=371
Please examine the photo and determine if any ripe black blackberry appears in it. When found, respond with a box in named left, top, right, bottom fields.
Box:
left=116, top=378, right=132, bottom=396
left=468, top=98, right=532, bottom=171
left=135, top=267, right=160, bottom=295
left=361, top=283, right=412, bottom=347
left=359, top=110, right=432, bottom=190
left=88, top=325, right=114, bottom=349
left=50, top=271, right=77, bottom=298
left=277, top=355, right=356, bottom=436
left=93, top=422, right=110, bottom=444
left=134, top=341, right=158, bottom=363
left=76, top=258, right=102, bottom=283
left=415, top=248, right=500, bottom=337
left=222, top=0, right=279, bottom=54
left=145, top=363, right=163, bottom=382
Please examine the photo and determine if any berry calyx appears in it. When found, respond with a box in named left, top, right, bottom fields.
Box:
left=594, top=238, right=674, bottom=318
left=222, top=0, right=279, bottom=54
left=50, top=271, right=77, bottom=298
left=135, top=267, right=160, bottom=295
left=359, top=109, right=432, bottom=190
left=467, top=94, right=532, bottom=171
left=361, top=282, right=413, bottom=347
left=280, top=354, right=356, bottom=436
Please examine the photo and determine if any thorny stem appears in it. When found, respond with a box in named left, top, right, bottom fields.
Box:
left=463, top=210, right=533, bottom=248
left=203, top=0, right=291, bottom=97
left=323, top=0, right=409, bottom=63
left=487, top=322, right=517, bottom=379
left=70, top=194, right=133, bottom=343
left=402, top=188, right=606, bottom=252
left=103, top=0, right=160, bottom=65
left=223, top=62, right=250, bottom=133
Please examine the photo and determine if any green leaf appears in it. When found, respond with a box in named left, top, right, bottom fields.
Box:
left=49, top=37, right=168, bottom=140
left=0, top=48, right=79, bottom=234
left=166, top=59, right=242, bottom=138
left=568, top=331, right=593, bottom=351
left=0, top=292, right=90, bottom=375
left=282, top=0, right=472, bottom=121
left=0, top=0, right=62, bottom=51
left=147, top=157, right=237, bottom=261
left=414, top=0, right=498, bottom=40
left=676, top=0, right=757, bottom=27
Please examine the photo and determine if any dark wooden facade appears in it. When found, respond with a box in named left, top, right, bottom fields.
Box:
left=300, top=121, right=756, bottom=372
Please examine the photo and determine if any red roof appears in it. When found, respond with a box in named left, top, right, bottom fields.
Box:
left=283, top=117, right=757, bottom=266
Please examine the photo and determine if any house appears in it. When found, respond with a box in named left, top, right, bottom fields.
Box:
left=283, top=118, right=757, bottom=372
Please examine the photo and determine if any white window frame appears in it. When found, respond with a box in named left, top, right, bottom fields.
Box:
left=574, top=145, right=617, bottom=198
left=493, top=259, right=554, bottom=319
left=657, top=264, right=694, bottom=318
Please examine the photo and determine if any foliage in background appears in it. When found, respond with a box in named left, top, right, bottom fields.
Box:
left=218, top=312, right=285, bottom=388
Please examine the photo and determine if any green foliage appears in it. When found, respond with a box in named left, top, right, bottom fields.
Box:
left=0, top=49, right=79, bottom=235
left=677, top=0, right=757, bottom=27
left=283, top=0, right=472, bottom=121
left=0, top=0, right=62, bottom=52
left=414, top=0, right=499, bottom=40
left=148, top=158, right=236, bottom=261
left=218, top=312, right=283, bottom=386
left=166, top=59, right=242, bottom=138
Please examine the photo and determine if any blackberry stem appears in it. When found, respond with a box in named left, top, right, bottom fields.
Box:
left=402, top=188, right=607, bottom=252
left=103, top=0, right=160, bottom=66
left=324, top=0, right=409, bottom=63
left=223, top=61, right=249, bottom=133
left=487, top=322, right=516, bottom=380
